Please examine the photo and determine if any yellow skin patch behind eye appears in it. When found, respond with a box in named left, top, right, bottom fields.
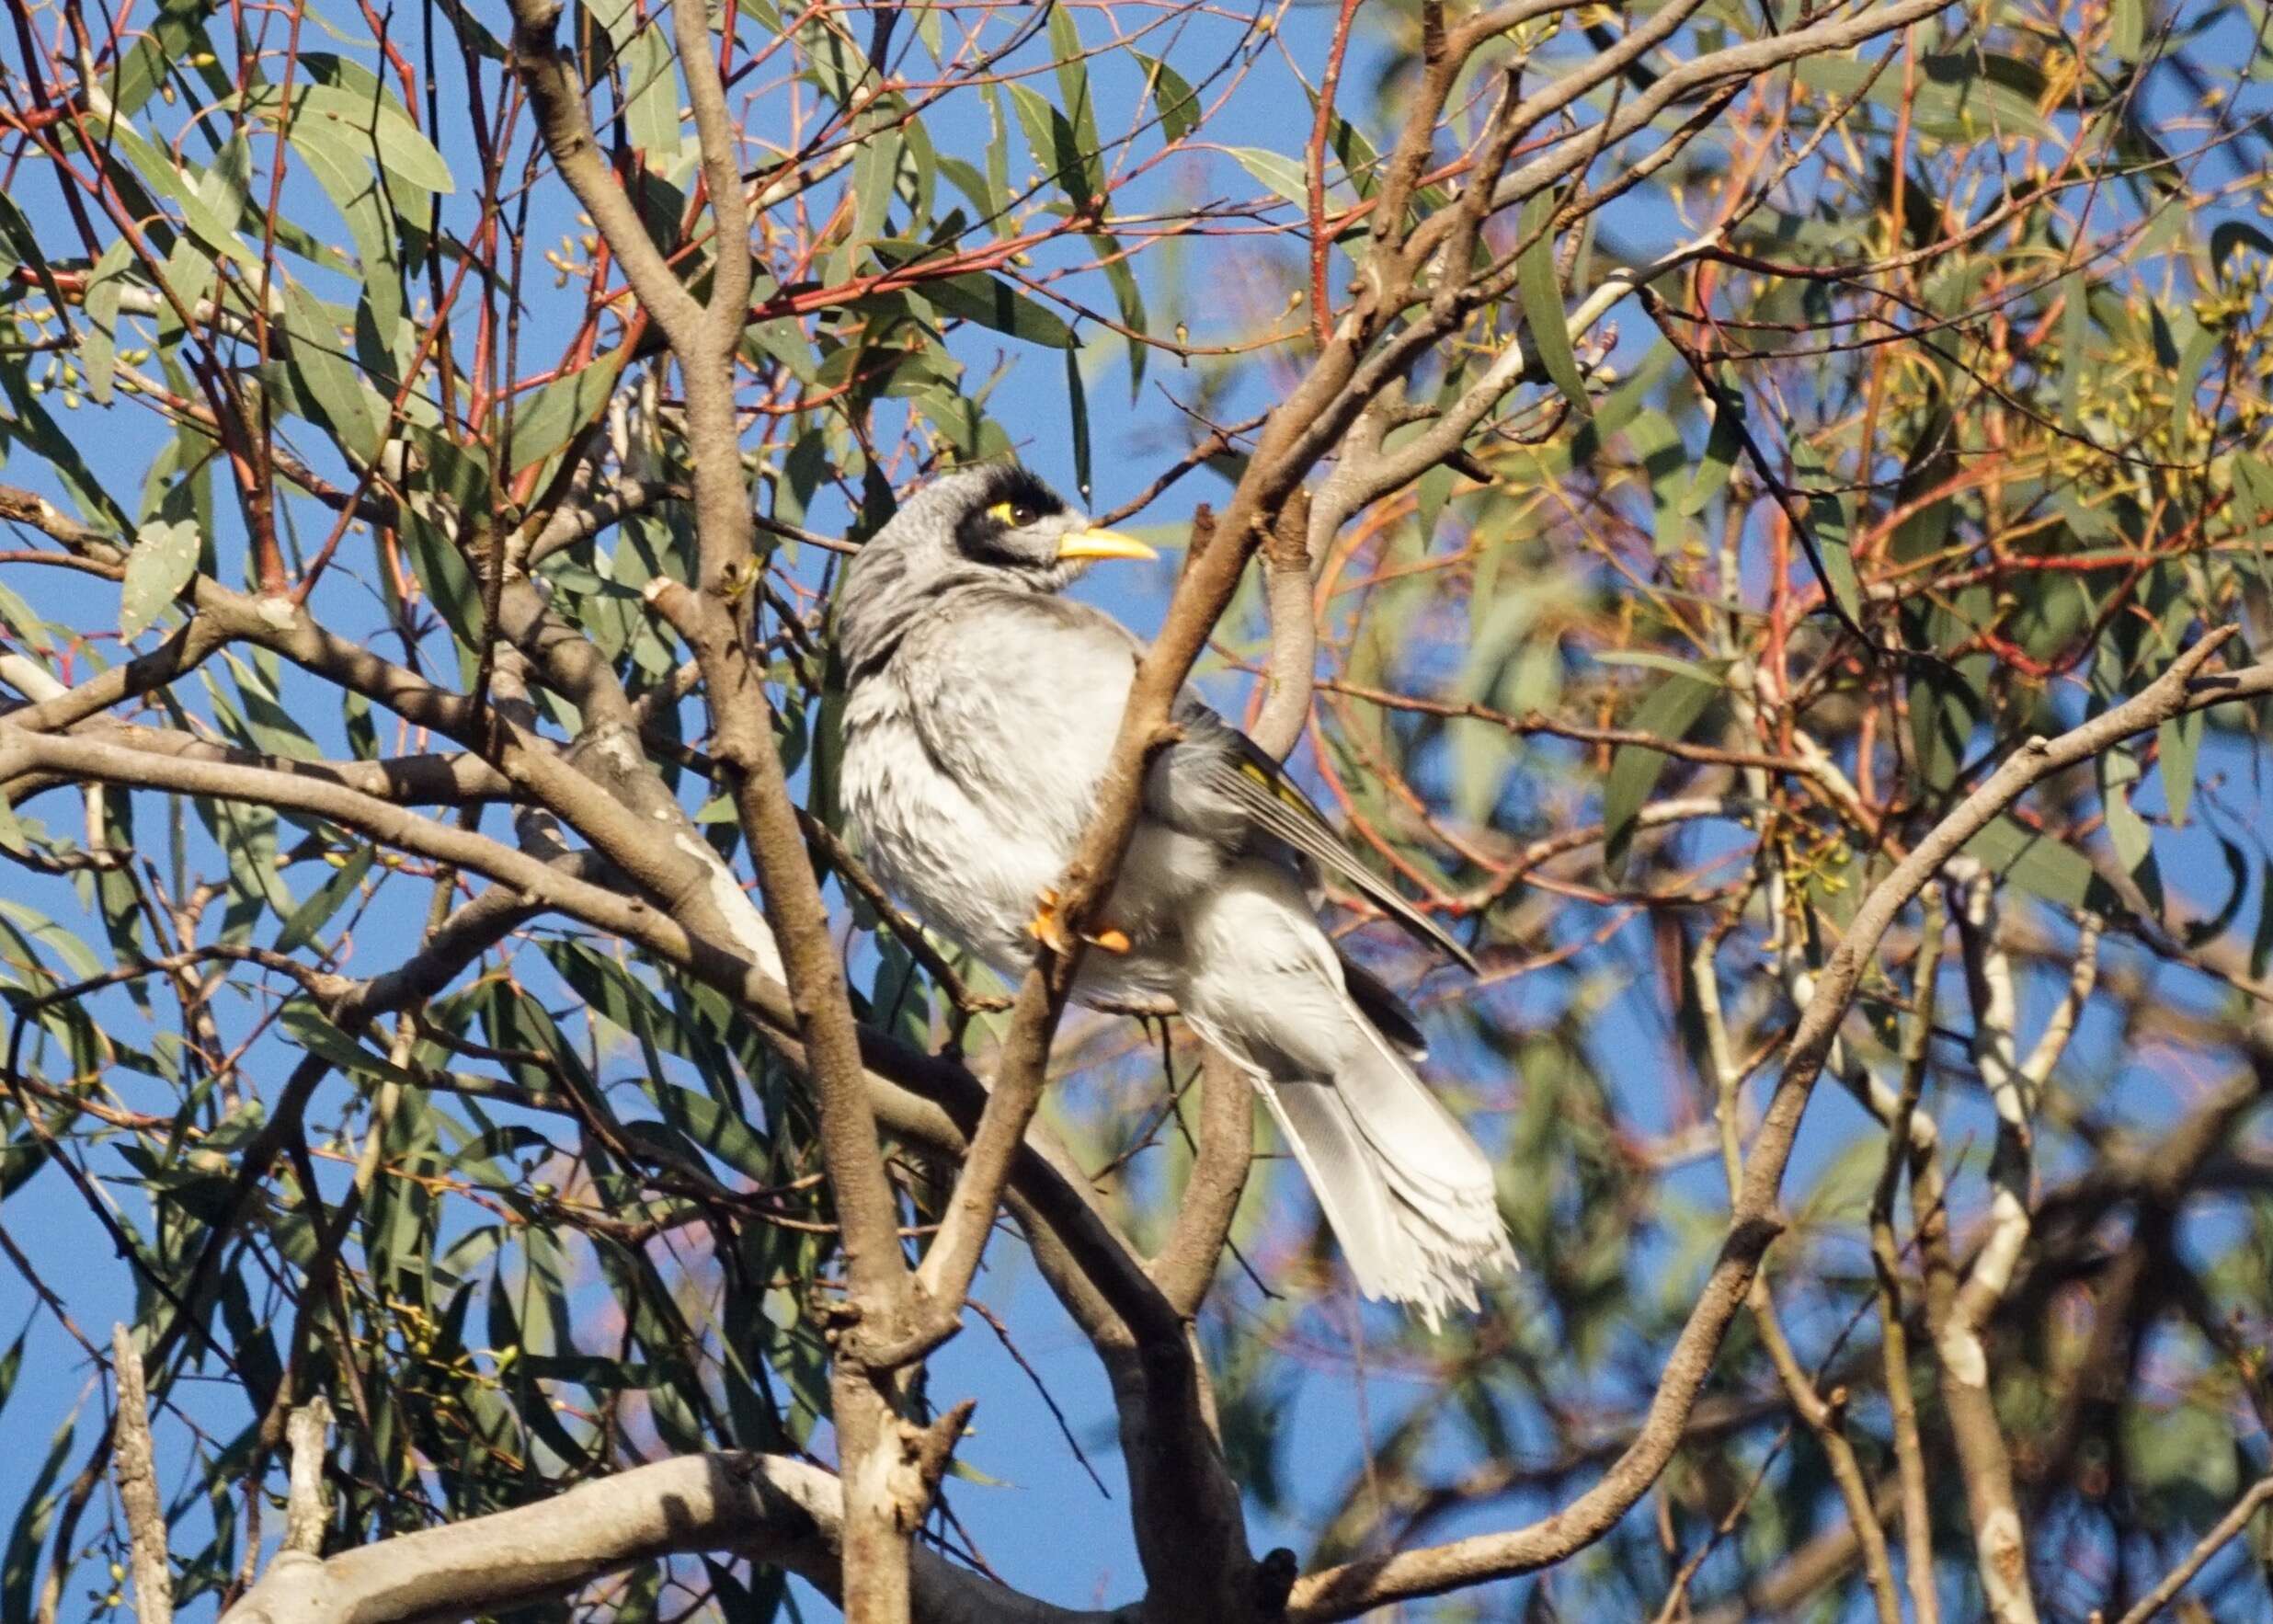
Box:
left=988, top=500, right=1016, bottom=523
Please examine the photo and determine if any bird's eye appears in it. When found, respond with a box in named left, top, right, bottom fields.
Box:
left=1010, top=503, right=1038, bottom=526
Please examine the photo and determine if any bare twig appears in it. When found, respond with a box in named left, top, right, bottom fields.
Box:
left=2112, top=1475, right=2273, bottom=1624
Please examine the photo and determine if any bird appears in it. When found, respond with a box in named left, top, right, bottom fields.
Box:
left=835, top=463, right=1515, bottom=1326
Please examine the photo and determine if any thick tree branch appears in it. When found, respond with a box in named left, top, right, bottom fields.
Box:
left=217, top=1453, right=1118, bottom=1624
left=108, top=1327, right=172, bottom=1624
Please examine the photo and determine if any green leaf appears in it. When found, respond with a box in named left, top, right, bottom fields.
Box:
left=401, top=509, right=484, bottom=648
left=1092, top=234, right=1147, bottom=399
left=615, top=11, right=684, bottom=159
left=274, top=847, right=373, bottom=954
left=281, top=280, right=383, bottom=463
left=281, top=998, right=421, bottom=1088
left=2061, top=272, right=2085, bottom=429
left=848, top=126, right=906, bottom=257
left=1792, top=51, right=2055, bottom=144
left=96, top=120, right=260, bottom=271
left=2211, top=220, right=2273, bottom=282
left=1593, top=650, right=1727, bottom=683
left=2253, top=861, right=2273, bottom=981
left=1682, top=382, right=1743, bottom=516
left=1134, top=51, right=1199, bottom=143
left=2158, top=708, right=2203, bottom=829
left=79, top=239, right=137, bottom=408
left=1065, top=347, right=1092, bottom=502
left=1006, top=82, right=1096, bottom=209
left=109, top=0, right=221, bottom=118
left=1516, top=190, right=1592, bottom=421
left=875, top=243, right=1073, bottom=347
left=1228, top=146, right=1311, bottom=210
left=702, top=1556, right=786, bottom=1624
left=2099, top=747, right=2162, bottom=909
left=0, top=194, right=67, bottom=318
left=2171, top=324, right=2218, bottom=450
left=1604, top=673, right=1717, bottom=880
left=982, top=83, right=1011, bottom=223
left=0, top=1332, right=23, bottom=1419
left=288, top=119, right=408, bottom=349
left=641, top=1080, right=780, bottom=1185
left=934, top=154, right=1000, bottom=225
left=1789, top=434, right=1858, bottom=624
left=1047, top=6, right=1104, bottom=201
left=119, top=519, right=201, bottom=640
left=2108, top=0, right=2144, bottom=57
left=1961, top=817, right=2120, bottom=913
left=244, top=76, right=454, bottom=195
left=508, top=351, right=624, bottom=475
left=1, top=1413, right=74, bottom=1624
left=226, top=649, right=323, bottom=762
left=0, top=579, right=55, bottom=656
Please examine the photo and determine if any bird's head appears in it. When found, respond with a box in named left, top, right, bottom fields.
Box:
left=837, top=464, right=1155, bottom=672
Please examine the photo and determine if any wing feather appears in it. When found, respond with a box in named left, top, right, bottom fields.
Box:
left=1192, top=739, right=1479, bottom=972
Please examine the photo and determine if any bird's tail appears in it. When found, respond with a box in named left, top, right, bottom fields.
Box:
left=1244, top=1014, right=1516, bottom=1330
left=1176, top=869, right=1514, bottom=1326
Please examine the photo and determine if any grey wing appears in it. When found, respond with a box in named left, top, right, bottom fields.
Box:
left=1152, top=692, right=1479, bottom=973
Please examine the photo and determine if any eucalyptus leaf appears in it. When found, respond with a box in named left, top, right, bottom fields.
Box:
left=1604, top=673, right=1717, bottom=880
left=119, top=519, right=200, bottom=640
left=1516, top=190, right=1592, bottom=422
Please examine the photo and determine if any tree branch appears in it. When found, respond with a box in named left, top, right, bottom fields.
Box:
left=217, top=1453, right=1120, bottom=1624
left=108, top=1327, right=172, bottom=1624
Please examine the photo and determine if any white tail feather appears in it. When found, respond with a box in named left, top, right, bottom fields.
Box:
left=1179, top=863, right=1515, bottom=1329
left=1245, top=1024, right=1515, bottom=1331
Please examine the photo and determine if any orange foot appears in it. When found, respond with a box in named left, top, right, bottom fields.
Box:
left=1026, top=889, right=1133, bottom=956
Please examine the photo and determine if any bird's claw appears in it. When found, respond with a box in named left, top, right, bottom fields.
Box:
left=1027, top=889, right=1078, bottom=956
left=1026, top=889, right=1132, bottom=956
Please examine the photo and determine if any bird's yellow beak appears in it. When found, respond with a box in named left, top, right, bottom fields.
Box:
left=1055, top=527, right=1157, bottom=563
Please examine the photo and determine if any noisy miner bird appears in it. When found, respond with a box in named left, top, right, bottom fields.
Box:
left=837, top=463, right=1515, bottom=1324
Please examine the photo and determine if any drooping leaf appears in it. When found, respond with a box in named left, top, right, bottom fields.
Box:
left=2158, top=707, right=2203, bottom=829
left=1047, top=6, right=1105, bottom=203
left=1604, top=672, right=1717, bottom=880
left=1516, top=190, right=1592, bottom=422
left=79, top=239, right=137, bottom=407
left=288, top=118, right=408, bottom=348
left=1066, top=346, right=1092, bottom=501
left=1682, top=382, right=1745, bottom=517
left=280, top=279, right=383, bottom=463
left=119, top=519, right=201, bottom=640
left=1789, top=434, right=1858, bottom=624
left=0, top=1413, right=74, bottom=1624
left=2098, top=746, right=2163, bottom=910
left=1006, top=82, right=1097, bottom=209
